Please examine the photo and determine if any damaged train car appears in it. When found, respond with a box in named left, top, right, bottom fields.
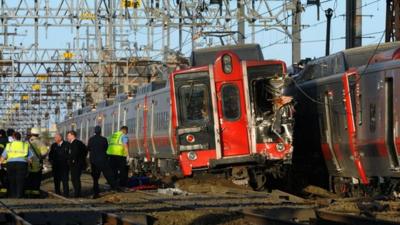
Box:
left=287, top=42, right=400, bottom=196
left=58, top=44, right=295, bottom=190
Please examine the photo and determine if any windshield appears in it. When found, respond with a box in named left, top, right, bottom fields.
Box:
left=178, top=83, right=210, bottom=124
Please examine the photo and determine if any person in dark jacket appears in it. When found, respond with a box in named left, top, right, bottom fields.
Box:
left=0, top=130, right=8, bottom=155
left=66, top=131, right=87, bottom=198
left=6, top=128, right=15, bottom=143
left=88, top=126, right=118, bottom=198
left=0, top=129, right=8, bottom=192
left=48, top=133, right=70, bottom=197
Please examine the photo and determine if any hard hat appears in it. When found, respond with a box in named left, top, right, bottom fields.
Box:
left=31, top=127, right=40, bottom=135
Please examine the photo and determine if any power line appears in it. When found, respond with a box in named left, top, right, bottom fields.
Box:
left=261, top=0, right=382, bottom=50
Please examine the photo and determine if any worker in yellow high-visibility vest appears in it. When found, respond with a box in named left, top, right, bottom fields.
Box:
left=0, top=132, right=33, bottom=198
left=107, top=126, right=129, bottom=187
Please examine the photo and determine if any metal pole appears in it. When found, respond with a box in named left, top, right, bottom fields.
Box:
left=237, top=0, right=245, bottom=44
left=34, top=0, right=39, bottom=62
left=394, top=0, right=400, bottom=41
left=386, top=0, right=400, bottom=42
left=292, top=0, right=302, bottom=64
left=178, top=0, right=183, bottom=52
left=325, top=8, right=333, bottom=56
left=346, top=0, right=362, bottom=48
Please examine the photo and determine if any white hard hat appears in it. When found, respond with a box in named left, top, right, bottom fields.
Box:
left=31, top=127, right=40, bottom=135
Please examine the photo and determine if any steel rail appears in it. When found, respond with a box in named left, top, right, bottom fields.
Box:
left=44, top=189, right=151, bottom=225
left=0, top=199, right=32, bottom=225
left=316, top=210, right=400, bottom=225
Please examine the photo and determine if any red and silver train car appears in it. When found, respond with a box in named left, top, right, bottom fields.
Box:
left=58, top=44, right=294, bottom=189
left=287, top=42, right=400, bottom=196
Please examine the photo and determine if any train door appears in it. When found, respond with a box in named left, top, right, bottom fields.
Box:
left=213, top=52, right=250, bottom=157
left=384, top=72, right=400, bottom=169
left=135, top=102, right=143, bottom=156
left=322, top=90, right=342, bottom=171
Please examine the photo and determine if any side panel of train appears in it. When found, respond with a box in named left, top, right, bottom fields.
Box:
left=289, top=43, right=400, bottom=193
left=57, top=87, right=178, bottom=172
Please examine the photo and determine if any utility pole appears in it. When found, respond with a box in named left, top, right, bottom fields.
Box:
left=386, top=0, right=400, bottom=42
left=292, top=0, right=302, bottom=64
left=325, top=8, right=333, bottom=56
left=34, top=0, right=39, bottom=61
left=238, top=0, right=245, bottom=44
left=178, top=0, right=183, bottom=52
left=346, top=0, right=362, bottom=49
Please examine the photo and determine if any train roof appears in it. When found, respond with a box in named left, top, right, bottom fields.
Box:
left=342, top=41, right=400, bottom=68
left=190, top=44, right=264, bottom=67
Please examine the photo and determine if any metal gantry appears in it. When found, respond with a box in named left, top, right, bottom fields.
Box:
left=0, top=0, right=297, bottom=131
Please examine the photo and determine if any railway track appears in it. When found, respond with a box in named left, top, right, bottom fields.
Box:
left=0, top=199, right=32, bottom=225
left=0, top=174, right=399, bottom=225
left=44, top=190, right=154, bottom=225
left=240, top=201, right=400, bottom=225
left=0, top=185, right=153, bottom=225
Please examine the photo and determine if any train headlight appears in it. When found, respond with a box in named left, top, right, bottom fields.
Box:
left=187, top=151, right=197, bottom=161
left=222, top=54, right=232, bottom=74
left=276, top=143, right=285, bottom=152
left=186, top=134, right=195, bottom=143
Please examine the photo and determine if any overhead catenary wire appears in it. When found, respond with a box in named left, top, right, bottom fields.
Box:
left=261, top=0, right=382, bottom=50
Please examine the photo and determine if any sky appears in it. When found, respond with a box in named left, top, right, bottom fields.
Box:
left=263, top=0, right=386, bottom=64
left=0, top=0, right=389, bottom=128
left=2, top=0, right=387, bottom=65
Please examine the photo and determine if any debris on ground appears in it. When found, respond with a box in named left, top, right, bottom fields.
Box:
left=302, top=185, right=338, bottom=199
left=131, top=184, right=158, bottom=191
left=157, top=188, right=188, bottom=196
left=104, top=195, right=122, bottom=203
left=175, top=174, right=252, bottom=194
left=151, top=210, right=253, bottom=225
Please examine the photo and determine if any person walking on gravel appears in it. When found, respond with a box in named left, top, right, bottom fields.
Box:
left=66, top=131, right=87, bottom=198
left=88, top=126, right=119, bottom=198
left=107, top=126, right=130, bottom=187
left=49, top=133, right=70, bottom=197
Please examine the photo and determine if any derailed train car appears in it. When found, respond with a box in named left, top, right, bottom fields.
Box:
left=287, top=42, right=400, bottom=196
left=58, top=44, right=295, bottom=190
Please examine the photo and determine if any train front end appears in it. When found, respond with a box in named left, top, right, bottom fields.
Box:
left=170, top=48, right=294, bottom=190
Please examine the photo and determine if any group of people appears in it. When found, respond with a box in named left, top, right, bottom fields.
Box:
left=0, top=128, right=47, bottom=198
left=0, top=125, right=130, bottom=199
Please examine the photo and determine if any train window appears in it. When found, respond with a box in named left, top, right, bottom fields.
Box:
left=301, top=63, right=321, bottom=80
left=114, top=112, right=119, bottom=132
left=178, top=83, right=210, bottom=124
left=123, top=108, right=127, bottom=126
left=221, top=84, right=241, bottom=121
left=127, top=117, right=136, bottom=134
left=86, top=119, right=90, bottom=141
left=112, top=113, right=116, bottom=132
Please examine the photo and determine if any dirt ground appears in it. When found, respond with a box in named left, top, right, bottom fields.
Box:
left=39, top=174, right=286, bottom=225
left=318, top=199, right=400, bottom=223
left=39, top=173, right=400, bottom=225
left=174, top=173, right=253, bottom=194
left=151, top=209, right=253, bottom=225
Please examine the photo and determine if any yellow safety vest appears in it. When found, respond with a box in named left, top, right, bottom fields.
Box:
left=5, top=141, right=29, bottom=159
left=106, top=131, right=126, bottom=156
